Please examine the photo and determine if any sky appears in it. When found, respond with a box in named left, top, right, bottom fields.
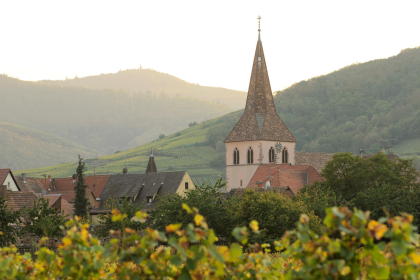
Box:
left=1, top=0, right=420, bottom=92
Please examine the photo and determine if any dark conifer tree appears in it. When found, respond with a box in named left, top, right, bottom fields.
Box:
left=73, top=155, right=89, bottom=218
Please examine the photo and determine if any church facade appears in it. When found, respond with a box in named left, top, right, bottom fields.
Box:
left=224, top=27, right=297, bottom=191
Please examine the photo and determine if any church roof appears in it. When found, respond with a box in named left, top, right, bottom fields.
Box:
left=225, top=30, right=295, bottom=143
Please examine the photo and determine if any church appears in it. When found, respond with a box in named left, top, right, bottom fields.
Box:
left=225, top=20, right=329, bottom=193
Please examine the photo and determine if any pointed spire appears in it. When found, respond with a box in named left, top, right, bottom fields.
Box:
left=146, top=148, right=157, bottom=173
left=225, top=20, right=296, bottom=143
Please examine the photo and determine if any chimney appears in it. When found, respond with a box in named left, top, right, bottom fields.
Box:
left=95, top=198, right=101, bottom=208
left=22, top=173, right=27, bottom=181
left=41, top=189, right=46, bottom=196
left=0, top=185, right=7, bottom=198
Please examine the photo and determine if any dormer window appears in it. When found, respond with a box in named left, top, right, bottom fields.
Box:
left=233, top=148, right=240, bottom=165
left=146, top=196, right=153, bottom=204
left=269, top=147, right=275, bottom=163
left=7, top=182, right=10, bottom=190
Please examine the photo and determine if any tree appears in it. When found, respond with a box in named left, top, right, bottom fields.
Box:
left=294, top=182, right=340, bottom=220
left=159, top=134, right=165, bottom=140
left=74, top=155, right=89, bottom=219
left=94, top=196, right=144, bottom=238
left=147, top=179, right=230, bottom=237
left=22, top=197, right=68, bottom=238
left=0, top=197, right=21, bottom=247
left=227, top=189, right=323, bottom=245
left=321, top=153, right=418, bottom=202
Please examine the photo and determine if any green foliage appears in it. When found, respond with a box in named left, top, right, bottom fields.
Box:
left=147, top=179, right=230, bottom=237
left=227, top=189, right=323, bottom=245
left=94, top=196, right=144, bottom=238
left=3, top=206, right=420, bottom=279
left=281, top=207, right=420, bottom=279
left=158, top=134, right=165, bottom=140
left=321, top=152, right=418, bottom=202
left=73, top=156, right=89, bottom=219
left=0, top=197, right=21, bottom=247
left=21, top=197, right=68, bottom=238
left=294, top=182, right=340, bottom=220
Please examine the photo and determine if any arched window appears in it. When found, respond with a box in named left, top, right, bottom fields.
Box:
left=269, top=147, right=275, bottom=163
left=247, top=147, right=254, bottom=164
left=282, top=148, right=288, bottom=164
left=233, top=148, right=240, bottom=165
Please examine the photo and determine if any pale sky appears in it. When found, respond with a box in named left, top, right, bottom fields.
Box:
left=1, top=0, right=420, bottom=92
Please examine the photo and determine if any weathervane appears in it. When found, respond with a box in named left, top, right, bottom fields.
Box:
left=258, top=15, right=261, bottom=31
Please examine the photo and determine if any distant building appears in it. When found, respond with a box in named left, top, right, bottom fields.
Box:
left=90, top=153, right=195, bottom=223
left=224, top=25, right=330, bottom=193
left=0, top=169, right=21, bottom=191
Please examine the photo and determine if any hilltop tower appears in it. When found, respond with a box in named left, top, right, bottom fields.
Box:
left=225, top=18, right=296, bottom=191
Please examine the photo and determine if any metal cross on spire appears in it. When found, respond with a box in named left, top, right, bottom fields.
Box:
left=258, top=15, right=261, bottom=31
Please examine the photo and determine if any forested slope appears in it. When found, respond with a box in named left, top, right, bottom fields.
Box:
left=0, top=75, right=232, bottom=155
left=38, top=69, right=246, bottom=110
left=274, top=47, right=420, bottom=154
left=18, top=46, right=420, bottom=177
left=0, top=122, right=98, bottom=170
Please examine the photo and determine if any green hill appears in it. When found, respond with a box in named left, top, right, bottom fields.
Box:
left=17, top=112, right=241, bottom=185
left=18, top=46, right=420, bottom=179
left=0, top=74, right=232, bottom=156
left=38, top=69, right=247, bottom=110
left=274, top=47, right=420, bottom=154
left=0, top=122, right=98, bottom=170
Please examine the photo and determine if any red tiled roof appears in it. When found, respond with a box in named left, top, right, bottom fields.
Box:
left=39, top=175, right=109, bottom=198
left=247, top=164, right=324, bottom=194
left=5, top=191, right=38, bottom=211
left=45, top=190, right=93, bottom=203
left=15, top=176, right=44, bottom=193
left=42, top=194, right=61, bottom=208
left=61, top=199, right=74, bottom=217
left=0, top=169, right=10, bottom=185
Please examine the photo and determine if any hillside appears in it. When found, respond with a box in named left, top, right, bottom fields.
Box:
left=274, top=47, right=420, bottom=154
left=38, top=69, right=247, bottom=110
left=18, top=46, right=420, bottom=179
left=17, top=112, right=241, bottom=185
left=0, top=74, right=232, bottom=156
left=0, top=122, right=98, bottom=170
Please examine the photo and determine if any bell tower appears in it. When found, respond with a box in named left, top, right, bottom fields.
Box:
left=225, top=17, right=296, bottom=191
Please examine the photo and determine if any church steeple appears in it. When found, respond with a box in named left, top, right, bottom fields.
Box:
left=146, top=148, right=157, bottom=173
left=225, top=18, right=295, bottom=143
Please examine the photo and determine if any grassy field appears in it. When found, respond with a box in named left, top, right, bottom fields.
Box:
left=17, top=114, right=230, bottom=186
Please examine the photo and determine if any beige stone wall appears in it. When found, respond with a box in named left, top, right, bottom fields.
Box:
left=225, top=141, right=296, bottom=191
left=4, top=173, right=20, bottom=191
left=176, top=172, right=195, bottom=196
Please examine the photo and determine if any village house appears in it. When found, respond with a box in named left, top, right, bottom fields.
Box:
left=90, top=153, right=194, bottom=224
left=224, top=26, right=329, bottom=193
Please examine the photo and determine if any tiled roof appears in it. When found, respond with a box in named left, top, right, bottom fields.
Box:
left=225, top=33, right=295, bottom=143
left=295, top=152, right=335, bottom=173
left=15, top=176, right=44, bottom=193
left=5, top=191, right=38, bottom=211
left=37, top=175, right=109, bottom=203
left=97, top=171, right=186, bottom=211
left=61, top=199, right=74, bottom=217
left=0, top=169, right=21, bottom=191
left=226, top=186, right=294, bottom=198
left=246, top=164, right=324, bottom=194
left=42, top=194, right=61, bottom=208
left=0, top=169, right=10, bottom=185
